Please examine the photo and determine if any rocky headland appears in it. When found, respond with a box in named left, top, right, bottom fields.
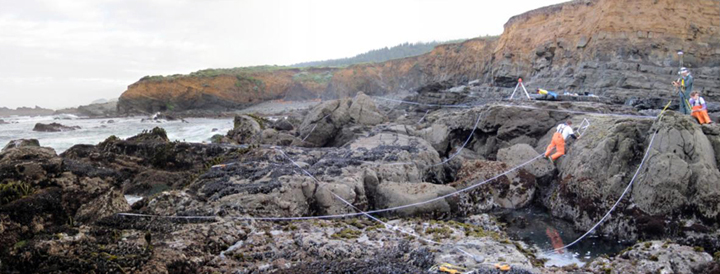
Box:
left=0, top=106, right=55, bottom=117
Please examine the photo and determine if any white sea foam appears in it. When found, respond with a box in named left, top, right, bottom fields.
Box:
left=0, top=116, right=234, bottom=153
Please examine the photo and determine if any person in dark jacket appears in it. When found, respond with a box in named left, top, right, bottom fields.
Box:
left=672, top=67, right=693, bottom=115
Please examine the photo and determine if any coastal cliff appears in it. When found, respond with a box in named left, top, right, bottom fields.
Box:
left=118, top=0, right=719, bottom=113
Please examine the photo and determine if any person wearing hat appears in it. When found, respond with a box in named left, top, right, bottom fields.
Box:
left=672, top=67, right=694, bottom=115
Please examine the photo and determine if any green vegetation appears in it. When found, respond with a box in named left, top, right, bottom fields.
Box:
left=13, top=240, right=27, bottom=250
left=331, top=228, right=362, bottom=239
left=234, top=75, right=265, bottom=93
left=165, top=102, right=175, bottom=111
left=292, top=71, right=333, bottom=84
left=292, top=40, right=468, bottom=68
left=0, top=180, right=35, bottom=205
left=139, top=66, right=291, bottom=82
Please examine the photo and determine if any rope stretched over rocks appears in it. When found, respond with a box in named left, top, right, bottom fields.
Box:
left=121, top=95, right=660, bottom=255
left=374, top=96, right=474, bottom=108
left=541, top=105, right=668, bottom=254
left=417, top=110, right=430, bottom=124
left=281, top=149, right=497, bottom=265
left=361, top=111, right=484, bottom=168
left=374, top=95, right=654, bottom=119
left=542, top=131, right=658, bottom=254
left=499, top=104, right=655, bottom=119
left=300, top=112, right=333, bottom=142
left=117, top=154, right=542, bottom=221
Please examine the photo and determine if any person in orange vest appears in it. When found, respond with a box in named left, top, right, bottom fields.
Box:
left=689, top=91, right=713, bottom=124
left=544, top=121, right=580, bottom=164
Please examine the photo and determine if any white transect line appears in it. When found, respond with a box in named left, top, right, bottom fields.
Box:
left=301, top=112, right=333, bottom=142
left=375, top=95, right=654, bottom=119
left=117, top=154, right=543, bottom=221
left=278, top=146, right=440, bottom=244
left=374, top=97, right=473, bottom=108
left=543, top=125, right=660, bottom=254
left=330, top=180, right=489, bottom=264
left=282, top=149, right=492, bottom=264
left=417, top=110, right=430, bottom=124
left=362, top=112, right=483, bottom=168
left=498, top=104, right=655, bottom=119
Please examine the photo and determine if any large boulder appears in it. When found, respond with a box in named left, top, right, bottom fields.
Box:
left=347, top=92, right=385, bottom=125
left=227, top=115, right=263, bottom=144
left=0, top=142, right=129, bottom=267
left=2, top=139, right=40, bottom=152
left=0, top=145, right=62, bottom=182
left=451, top=160, right=536, bottom=215
left=373, top=182, right=455, bottom=217
left=545, top=111, right=720, bottom=240
left=62, top=127, right=227, bottom=197
left=542, top=116, right=653, bottom=240
left=634, top=112, right=720, bottom=220
left=32, top=122, right=81, bottom=132
left=702, top=124, right=720, bottom=168
left=298, top=92, right=385, bottom=147
left=497, top=143, right=554, bottom=184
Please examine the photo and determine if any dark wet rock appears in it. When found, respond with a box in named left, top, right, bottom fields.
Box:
left=271, top=118, right=295, bottom=131
left=0, top=145, right=61, bottom=182
left=586, top=241, right=714, bottom=274
left=2, top=139, right=40, bottom=152
left=227, top=115, right=263, bottom=144
left=702, top=123, right=720, bottom=169
left=62, top=127, right=227, bottom=197
left=541, top=116, right=653, bottom=240
left=451, top=160, right=536, bottom=215
left=32, top=122, right=81, bottom=132
left=542, top=111, right=720, bottom=241
left=636, top=112, right=720, bottom=220
left=678, top=230, right=720, bottom=257
left=0, top=143, right=130, bottom=273
left=127, top=126, right=170, bottom=143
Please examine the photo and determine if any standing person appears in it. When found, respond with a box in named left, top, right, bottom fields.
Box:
left=672, top=67, right=694, bottom=115
left=545, top=120, right=580, bottom=164
left=689, top=91, right=713, bottom=124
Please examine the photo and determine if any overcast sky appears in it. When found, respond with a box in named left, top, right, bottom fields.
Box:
left=0, top=0, right=567, bottom=109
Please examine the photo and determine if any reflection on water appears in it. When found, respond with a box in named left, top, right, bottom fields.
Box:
left=124, top=195, right=143, bottom=206
left=497, top=206, right=630, bottom=267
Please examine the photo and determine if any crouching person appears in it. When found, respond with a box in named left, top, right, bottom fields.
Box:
left=689, top=92, right=713, bottom=124
left=544, top=120, right=580, bottom=164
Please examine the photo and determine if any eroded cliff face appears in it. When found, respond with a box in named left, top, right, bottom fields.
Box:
left=323, top=38, right=498, bottom=99
left=117, top=68, right=334, bottom=114
left=118, top=0, right=720, bottom=113
left=492, top=0, right=720, bottom=101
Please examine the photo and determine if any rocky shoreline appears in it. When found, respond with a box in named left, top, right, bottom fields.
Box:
left=2, top=86, right=720, bottom=273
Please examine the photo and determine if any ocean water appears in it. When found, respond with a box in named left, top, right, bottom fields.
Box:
left=499, top=206, right=630, bottom=267
left=0, top=115, right=234, bottom=153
